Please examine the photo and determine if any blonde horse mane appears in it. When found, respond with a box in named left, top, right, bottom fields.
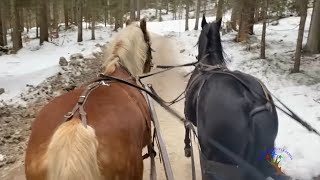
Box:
left=102, top=21, right=149, bottom=77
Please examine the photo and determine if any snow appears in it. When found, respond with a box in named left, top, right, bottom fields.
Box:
left=0, top=7, right=320, bottom=180
left=147, top=9, right=319, bottom=180
left=0, top=24, right=112, bottom=102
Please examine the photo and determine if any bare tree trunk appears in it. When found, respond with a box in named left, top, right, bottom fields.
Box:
left=107, top=0, right=110, bottom=25
left=1, top=2, right=7, bottom=46
left=19, top=8, right=24, bottom=34
left=260, top=0, right=268, bottom=59
left=53, top=0, right=59, bottom=38
left=137, top=0, right=141, bottom=20
left=64, top=0, right=69, bottom=30
left=292, top=0, right=308, bottom=73
left=73, top=2, right=77, bottom=24
left=254, top=0, right=262, bottom=23
left=10, top=0, right=22, bottom=53
left=47, top=0, right=52, bottom=39
left=91, top=17, right=95, bottom=40
left=84, top=5, right=88, bottom=30
left=231, top=0, right=240, bottom=31
left=17, top=8, right=23, bottom=47
left=236, top=0, right=255, bottom=42
left=104, top=6, right=107, bottom=27
left=304, top=0, right=320, bottom=54
left=26, top=9, right=32, bottom=33
left=194, top=0, right=201, bottom=30
left=185, top=2, right=189, bottom=31
left=216, top=0, right=224, bottom=21
left=166, top=0, right=169, bottom=14
left=36, top=11, right=39, bottom=38
left=173, top=2, right=177, bottom=20
left=130, top=0, right=135, bottom=21
left=36, top=6, right=40, bottom=39
left=121, top=0, right=124, bottom=27
left=77, top=0, right=83, bottom=42
left=204, top=0, right=207, bottom=12
left=0, top=6, right=3, bottom=46
left=248, top=0, right=256, bottom=35
left=114, top=13, right=121, bottom=31
left=24, top=8, right=29, bottom=33
left=159, top=0, right=162, bottom=21
left=40, top=0, right=49, bottom=45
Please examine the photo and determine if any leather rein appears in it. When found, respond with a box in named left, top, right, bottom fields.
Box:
left=62, top=60, right=320, bottom=180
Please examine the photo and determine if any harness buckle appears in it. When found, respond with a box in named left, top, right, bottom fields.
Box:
left=100, top=81, right=110, bottom=86
left=78, top=95, right=86, bottom=104
left=64, top=112, right=74, bottom=121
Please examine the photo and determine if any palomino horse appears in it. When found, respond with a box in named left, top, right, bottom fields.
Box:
left=25, top=18, right=154, bottom=180
left=184, top=15, right=280, bottom=179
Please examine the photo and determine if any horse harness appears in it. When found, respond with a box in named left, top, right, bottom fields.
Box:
left=184, top=62, right=274, bottom=180
left=64, top=74, right=145, bottom=127
left=64, top=80, right=108, bottom=127
left=62, top=74, right=163, bottom=173
left=186, top=62, right=273, bottom=119
left=61, top=60, right=273, bottom=180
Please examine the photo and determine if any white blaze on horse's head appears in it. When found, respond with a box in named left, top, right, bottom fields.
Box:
left=102, top=18, right=151, bottom=76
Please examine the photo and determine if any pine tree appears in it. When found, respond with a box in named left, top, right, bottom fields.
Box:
left=304, top=0, right=320, bottom=54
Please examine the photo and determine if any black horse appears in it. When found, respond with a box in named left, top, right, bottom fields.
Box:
left=184, top=15, right=281, bottom=180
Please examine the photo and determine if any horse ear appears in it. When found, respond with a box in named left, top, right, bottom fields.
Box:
left=140, top=18, right=147, bottom=33
left=216, top=18, right=222, bottom=29
left=201, top=14, right=208, bottom=29
left=125, top=19, right=131, bottom=26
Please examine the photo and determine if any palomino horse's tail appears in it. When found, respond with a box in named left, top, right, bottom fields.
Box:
left=45, top=118, right=101, bottom=180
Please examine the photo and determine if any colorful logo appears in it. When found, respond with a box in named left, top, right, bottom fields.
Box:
left=258, top=147, right=293, bottom=176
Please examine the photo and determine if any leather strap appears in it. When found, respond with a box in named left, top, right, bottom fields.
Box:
left=64, top=81, right=104, bottom=127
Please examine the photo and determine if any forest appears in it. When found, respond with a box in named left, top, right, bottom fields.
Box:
left=0, top=0, right=319, bottom=72
left=1, top=1, right=320, bottom=180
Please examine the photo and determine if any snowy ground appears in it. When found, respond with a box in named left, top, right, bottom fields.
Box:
left=1, top=8, right=320, bottom=180
left=0, top=23, right=112, bottom=103
left=147, top=9, right=320, bottom=180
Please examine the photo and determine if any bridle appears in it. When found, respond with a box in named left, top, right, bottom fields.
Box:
left=62, top=29, right=320, bottom=179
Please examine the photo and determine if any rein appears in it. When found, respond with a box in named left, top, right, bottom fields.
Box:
left=138, top=61, right=198, bottom=79
left=142, top=60, right=320, bottom=136
left=137, top=61, right=198, bottom=106
left=197, top=69, right=320, bottom=136
left=94, top=73, right=268, bottom=180
left=137, top=60, right=320, bottom=179
left=97, top=74, right=186, bottom=122
left=63, top=60, right=320, bottom=180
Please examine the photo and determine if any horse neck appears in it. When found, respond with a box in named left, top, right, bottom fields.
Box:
left=108, top=65, right=136, bottom=82
left=201, top=52, right=224, bottom=66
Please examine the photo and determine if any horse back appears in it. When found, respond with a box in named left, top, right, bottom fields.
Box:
left=184, top=69, right=279, bottom=179
left=25, top=82, right=151, bottom=180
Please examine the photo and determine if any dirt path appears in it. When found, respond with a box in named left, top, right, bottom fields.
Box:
left=0, top=33, right=201, bottom=180
left=141, top=34, right=202, bottom=180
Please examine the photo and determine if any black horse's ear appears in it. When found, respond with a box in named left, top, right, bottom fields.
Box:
left=140, top=17, right=150, bottom=43
left=216, top=18, right=222, bottom=29
left=201, top=14, right=208, bottom=29
left=140, top=18, right=147, bottom=33
left=125, top=19, right=131, bottom=26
